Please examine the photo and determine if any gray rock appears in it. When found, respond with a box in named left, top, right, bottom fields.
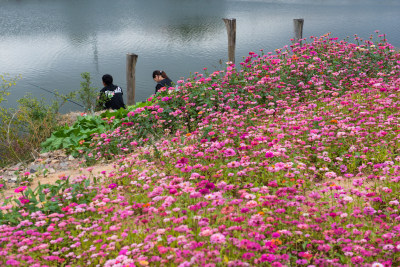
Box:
left=60, top=162, right=68, bottom=168
left=30, top=164, right=40, bottom=172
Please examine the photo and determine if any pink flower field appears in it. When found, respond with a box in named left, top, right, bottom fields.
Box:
left=1, top=33, right=400, bottom=266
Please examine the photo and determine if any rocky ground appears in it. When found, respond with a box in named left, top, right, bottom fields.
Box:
left=0, top=110, right=111, bottom=199
left=0, top=149, right=116, bottom=199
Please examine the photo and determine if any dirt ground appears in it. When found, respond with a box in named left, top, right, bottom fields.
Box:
left=1, top=161, right=116, bottom=200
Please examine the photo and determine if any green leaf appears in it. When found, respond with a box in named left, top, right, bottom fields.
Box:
left=39, top=192, right=45, bottom=202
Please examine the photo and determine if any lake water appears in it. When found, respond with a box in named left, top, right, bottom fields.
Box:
left=1, top=0, right=399, bottom=113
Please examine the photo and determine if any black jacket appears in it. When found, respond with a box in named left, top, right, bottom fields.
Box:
left=99, top=84, right=126, bottom=110
left=155, top=78, right=173, bottom=94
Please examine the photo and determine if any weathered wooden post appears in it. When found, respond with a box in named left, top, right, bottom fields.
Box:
left=223, top=18, right=236, bottom=64
left=126, top=53, right=138, bottom=105
left=293, top=18, right=304, bottom=45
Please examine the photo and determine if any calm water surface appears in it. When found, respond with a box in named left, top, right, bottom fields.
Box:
left=1, top=0, right=399, bottom=112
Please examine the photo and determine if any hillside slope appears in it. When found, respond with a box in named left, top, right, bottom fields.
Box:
left=1, top=34, right=400, bottom=266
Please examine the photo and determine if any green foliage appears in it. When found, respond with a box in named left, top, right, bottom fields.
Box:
left=0, top=76, right=72, bottom=166
left=76, top=72, right=98, bottom=113
left=41, top=115, right=109, bottom=154
left=40, top=101, right=152, bottom=155
left=0, top=74, right=19, bottom=103
left=53, top=89, right=78, bottom=110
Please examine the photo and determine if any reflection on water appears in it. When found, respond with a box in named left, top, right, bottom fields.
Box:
left=0, top=0, right=399, bottom=112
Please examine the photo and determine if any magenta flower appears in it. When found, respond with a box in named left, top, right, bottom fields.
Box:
left=240, top=207, right=249, bottom=213
left=108, top=183, right=117, bottom=189
left=181, top=166, right=193, bottom=173
left=260, top=254, right=276, bottom=262
left=364, top=206, right=376, bottom=215
left=351, top=256, right=364, bottom=264
left=205, top=182, right=215, bottom=190
left=199, top=188, right=210, bottom=195
left=265, top=151, right=274, bottom=158
left=18, top=197, right=30, bottom=204
left=296, top=259, right=308, bottom=265
left=6, top=260, right=20, bottom=266
left=242, top=252, right=255, bottom=259
left=177, top=157, right=189, bottom=165
left=14, top=186, right=27, bottom=193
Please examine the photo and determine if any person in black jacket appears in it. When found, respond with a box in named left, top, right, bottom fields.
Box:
left=98, top=74, right=126, bottom=110
left=153, top=70, right=173, bottom=94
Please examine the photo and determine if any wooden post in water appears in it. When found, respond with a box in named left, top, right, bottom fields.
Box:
left=126, top=53, right=138, bottom=105
left=293, top=18, right=304, bottom=45
left=223, top=18, right=236, bottom=64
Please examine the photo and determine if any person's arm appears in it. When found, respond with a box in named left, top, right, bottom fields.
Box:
left=155, top=83, right=162, bottom=94
left=96, top=89, right=106, bottom=110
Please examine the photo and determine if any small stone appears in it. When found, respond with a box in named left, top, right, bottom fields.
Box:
left=9, top=177, right=17, bottom=183
left=54, top=150, right=67, bottom=158
left=51, top=160, right=60, bottom=164
left=40, top=152, right=49, bottom=158
left=29, top=168, right=37, bottom=174
left=60, top=162, right=68, bottom=168
left=30, top=164, right=40, bottom=171
left=48, top=168, right=56, bottom=174
left=68, top=155, right=75, bottom=161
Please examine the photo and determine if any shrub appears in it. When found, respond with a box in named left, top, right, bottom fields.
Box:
left=0, top=77, right=72, bottom=166
left=76, top=72, right=98, bottom=113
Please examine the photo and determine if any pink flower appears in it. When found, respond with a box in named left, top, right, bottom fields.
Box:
left=224, top=148, right=236, bottom=157
left=351, top=256, right=364, bottom=264
left=200, top=229, right=213, bottom=236
left=14, top=186, right=27, bottom=193
left=181, top=166, right=193, bottom=173
left=210, top=233, right=226, bottom=244
left=246, top=200, right=258, bottom=208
